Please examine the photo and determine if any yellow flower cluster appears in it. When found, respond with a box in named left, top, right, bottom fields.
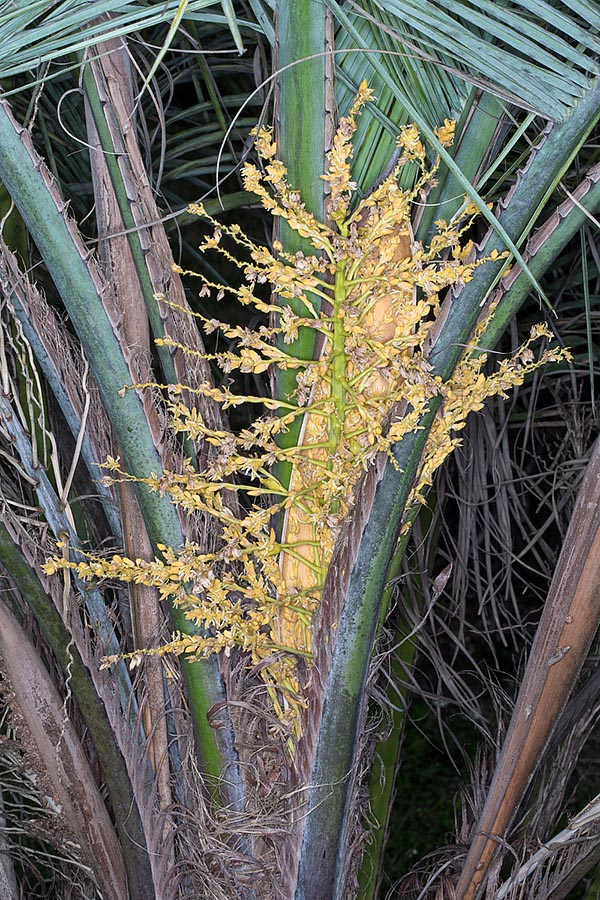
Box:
left=45, top=86, right=569, bottom=722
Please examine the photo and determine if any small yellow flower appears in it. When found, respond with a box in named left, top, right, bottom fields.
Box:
left=399, top=123, right=425, bottom=158
left=434, top=118, right=455, bottom=147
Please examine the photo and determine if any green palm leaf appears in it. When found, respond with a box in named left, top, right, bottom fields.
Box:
left=0, top=0, right=255, bottom=85
left=342, top=0, right=599, bottom=120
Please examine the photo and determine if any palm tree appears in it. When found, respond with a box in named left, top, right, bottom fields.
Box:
left=0, top=2, right=599, bottom=899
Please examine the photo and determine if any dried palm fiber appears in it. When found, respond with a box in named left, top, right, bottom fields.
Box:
left=455, top=436, right=600, bottom=900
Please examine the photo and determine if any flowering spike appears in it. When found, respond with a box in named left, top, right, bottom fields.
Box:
left=44, top=89, right=571, bottom=732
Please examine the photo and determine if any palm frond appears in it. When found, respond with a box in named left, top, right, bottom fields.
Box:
left=0, top=0, right=258, bottom=86
left=342, top=0, right=599, bottom=122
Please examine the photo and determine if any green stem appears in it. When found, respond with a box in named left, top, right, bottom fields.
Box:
left=356, top=627, right=415, bottom=900
left=331, top=260, right=348, bottom=455
left=274, top=0, right=330, bottom=490
left=81, top=57, right=182, bottom=388
left=417, top=89, right=505, bottom=243
left=358, top=498, right=433, bottom=900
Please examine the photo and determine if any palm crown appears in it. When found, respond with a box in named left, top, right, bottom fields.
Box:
left=0, top=3, right=598, bottom=900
